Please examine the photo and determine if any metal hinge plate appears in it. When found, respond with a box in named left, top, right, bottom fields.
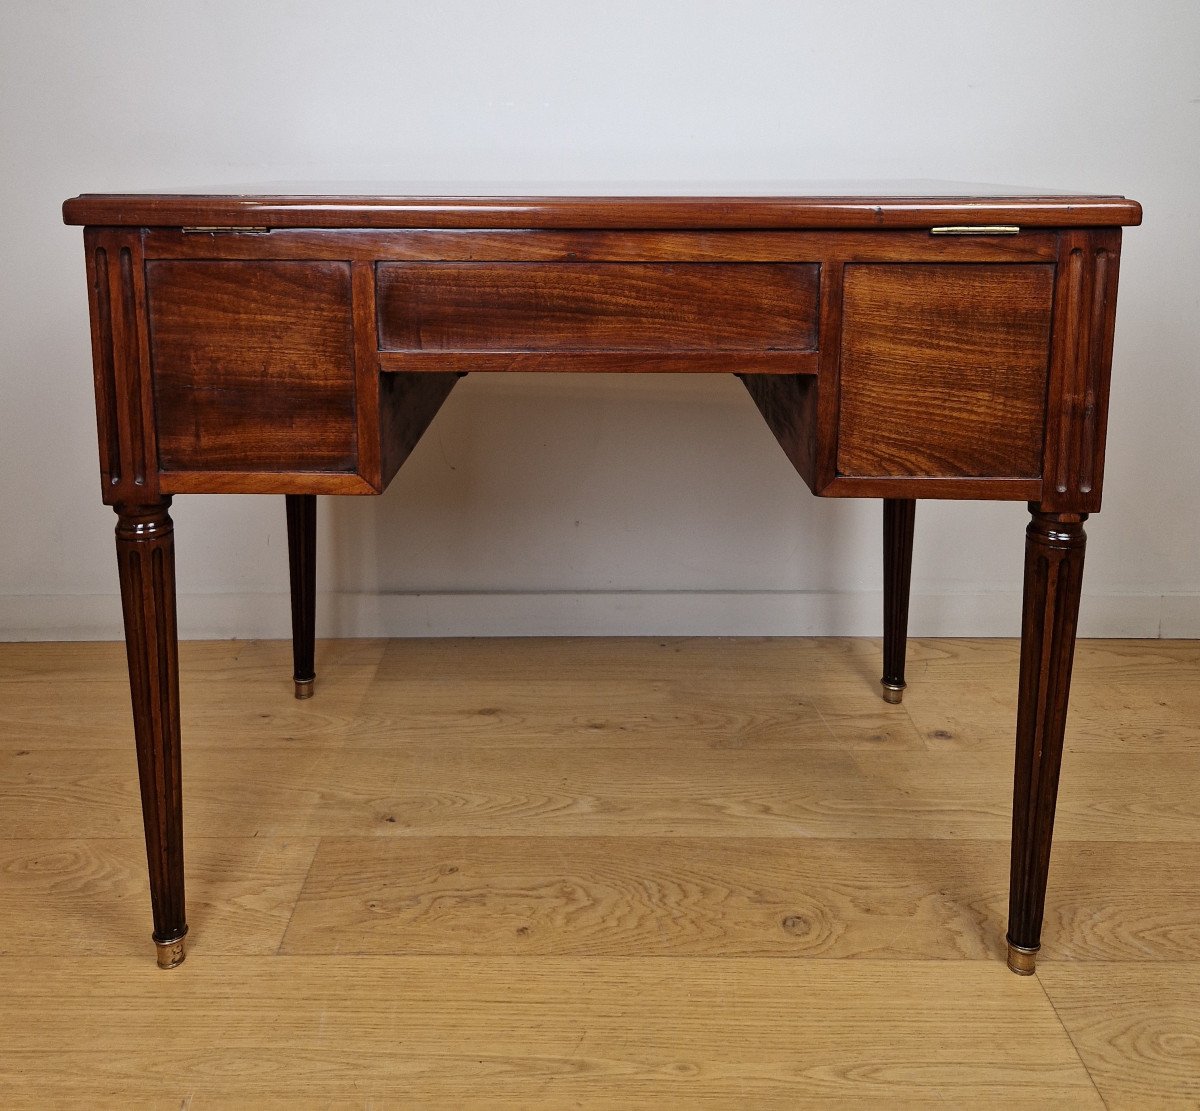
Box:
left=930, top=225, right=1020, bottom=236
left=181, top=226, right=271, bottom=234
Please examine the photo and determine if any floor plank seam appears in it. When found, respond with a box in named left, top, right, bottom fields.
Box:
left=274, top=838, right=322, bottom=957
left=1036, top=970, right=1111, bottom=1110
left=4, top=638, right=1198, bottom=1101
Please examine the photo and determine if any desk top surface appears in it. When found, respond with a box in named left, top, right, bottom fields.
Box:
left=63, top=181, right=1141, bottom=229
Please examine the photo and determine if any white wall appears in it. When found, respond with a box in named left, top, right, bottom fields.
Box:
left=2, top=0, right=1197, bottom=640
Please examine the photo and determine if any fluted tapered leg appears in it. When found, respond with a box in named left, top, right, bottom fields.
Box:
left=286, top=494, right=316, bottom=699
left=1007, top=508, right=1087, bottom=975
left=115, top=499, right=187, bottom=968
left=881, top=498, right=915, bottom=703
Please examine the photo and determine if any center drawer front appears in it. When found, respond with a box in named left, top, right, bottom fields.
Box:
left=376, top=262, right=820, bottom=357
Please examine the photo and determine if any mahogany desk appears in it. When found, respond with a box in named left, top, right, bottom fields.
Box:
left=62, top=186, right=1142, bottom=973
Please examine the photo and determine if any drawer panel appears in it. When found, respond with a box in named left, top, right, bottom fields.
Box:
left=147, top=260, right=357, bottom=472
left=836, top=263, right=1055, bottom=479
left=376, top=262, right=819, bottom=354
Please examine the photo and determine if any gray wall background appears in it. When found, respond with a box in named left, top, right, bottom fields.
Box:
left=2, top=0, right=1197, bottom=640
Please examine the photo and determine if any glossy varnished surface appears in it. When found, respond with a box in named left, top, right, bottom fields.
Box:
left=376, top=262, right=820, bottom=352
left=837, top=263, right=1055, bottom=479
left=63, top=184, right=1142, bottom=229
left=63, top=187, right=1140, bottom=982
left=285, top=495, right=316, bottom=697
left=77, top=218, right=1124, bottom=503
left=113, top=500, right=186, bottom=959
left=146, top=260, right=357, bottom=473
left=882, top=499, right=915, bottom=700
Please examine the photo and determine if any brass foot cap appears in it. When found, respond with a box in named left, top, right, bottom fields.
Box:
left=294, top=677, right=315, bottom=700
left=881, top=681, right=906, bottom=705
left=1006, top=940, right=1038, bottom=975
left=154, top=932, right=187, bottom=969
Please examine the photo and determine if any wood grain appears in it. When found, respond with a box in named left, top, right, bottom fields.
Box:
left=0, top=636, right=1196, bottom=1104
left=900, top=637, right=1200, bottom=683
left=1039, top=964, right=1200, bottom=1109
left=68, top=196, right=1141, bottom=978
left=114, top=499, right=186, bottom=949
left=282, top=837, right=1200, bottom=963
left=377, top=370, right=461, bottom=488
left=63, top=188, right=1143, bottom=228
left=282, top=835, right=1009, bottom=959
left=0, top=837, right=317, bottom=954
left=1009, top=510, right=1088, bottom=956
left=147, top=260, right=357, bottom=473
left=378, top=349, right=817, bottom=374
left=158, top=470, right=378, bottom=495
left=903, top=676, right=1200, bottom=754
left=83, top=229, right=160, bottom=505
left=0, top=957, right=1099, bottom=1107
left=6, top=737, right=1200, bottom=842
left=740, top=372, right=821, bottom=488
left=0, top=637, right=386, bottom=685
left=1041, top=229, right=1123, bottom=513
left=376, top=262, right=820, bottom=353
left=141, top=226, right=1063, bottom=263
left=837, top=263, right=1055, bottom=479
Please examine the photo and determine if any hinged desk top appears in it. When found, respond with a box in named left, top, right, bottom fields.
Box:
left=63, top=183, right=1142, bottom=229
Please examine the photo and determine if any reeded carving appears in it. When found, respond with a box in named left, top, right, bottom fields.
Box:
left=1044, top=231, right=1121, bottom=512
left=115, top=498, right=187, bottom=958
left=85, top=229, right=157, bottom=503
left=1007, top=508, right=1087, bottom=967
left=92, top=247, right=122, bottom=486
left=118, top=246, right=148, bottom=488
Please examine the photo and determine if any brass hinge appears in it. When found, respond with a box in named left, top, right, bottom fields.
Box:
left=181, top=226, right=271, bottom=234
left=930, top=225, right=1020, bottom=236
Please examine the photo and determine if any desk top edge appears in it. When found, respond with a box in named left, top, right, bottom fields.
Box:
left=62, top=192, right=1142, bottom=229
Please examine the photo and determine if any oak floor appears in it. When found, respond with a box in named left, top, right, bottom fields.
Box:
left=1, top=636, right=1198, bottom=1108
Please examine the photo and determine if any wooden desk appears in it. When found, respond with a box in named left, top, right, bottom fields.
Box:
left=62, top=186, right=1142, bottom=974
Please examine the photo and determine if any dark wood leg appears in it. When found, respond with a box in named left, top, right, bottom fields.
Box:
left=115, top=499, right=187, bottom=968
left=286, top=494, right=316, bottom=699
left=881, top=498, right=916, bottom=703
left=1006, top=507, right=1087, bottom=975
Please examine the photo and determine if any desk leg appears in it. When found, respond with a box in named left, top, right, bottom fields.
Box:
left=881, top=498, right=915, bottom=703
left=286, top=494, right=316, bottom=699
left=115, top=499, right=187, bottom=968
left=1007, top=508, right=1087, bottom=975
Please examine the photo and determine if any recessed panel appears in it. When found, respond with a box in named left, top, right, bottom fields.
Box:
left=148, top=260, right=356, bottom=472
left=837, top=263, right=1055, bottom=479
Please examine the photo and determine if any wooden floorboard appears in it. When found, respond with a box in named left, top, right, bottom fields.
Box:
left=0, top=958, right=1099, bottom=1108
left=0, top=635, right=1197, bottom=1105
left=1039, top=963, right=1200, bottom=1109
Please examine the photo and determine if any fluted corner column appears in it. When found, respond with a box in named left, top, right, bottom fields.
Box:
left=115, top=498, right=187, bottom=968
left=1006, top=507, right=1087, bottom=975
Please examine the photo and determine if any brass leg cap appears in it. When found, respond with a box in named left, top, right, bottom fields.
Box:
left=294, top=677, right=315, bottom=700
left=881, top=681, right=906, bottom=705
left=154, top=932, right=187, bottom=969
left=1006, top=940, right=1038, bottom=975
